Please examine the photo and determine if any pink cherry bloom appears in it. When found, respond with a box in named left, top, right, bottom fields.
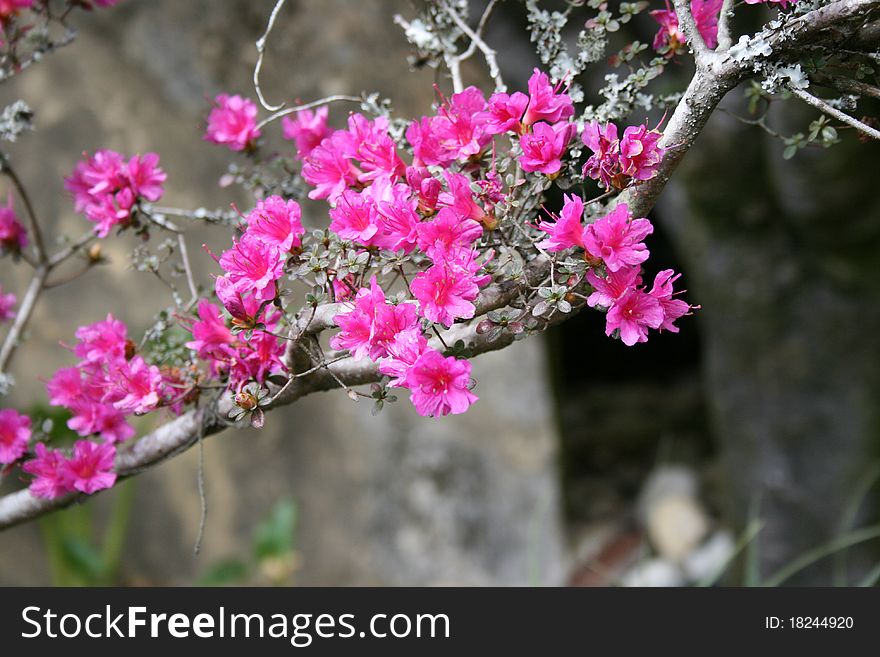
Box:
left=111, top=355, right=163, bottom=415
left=537, top=194, right=586, bottom=252
left=584, top=203, right=653, bottom=272
left=605, top=287, right=664, bottom=346
left=586, top=265, right=643, bottom=309
left=411, top=260, right=481, bottom=328
left=219, top=233, right=285, bottom=302
left=245, top=195, right=304, bottom=252
left=651, top=0, right=723, bottom=53
left=0, top=194, right=28, bottom=254
left=416, top=208, right=482, bottom=261
left=282, top=106, right=332, bottom=160
left=204, top=93, right=261, bottom=152
left=406, top=349, right=478, bottom=417
left=62, top=440, right=117, bottom=495
left=215, top=275, right=261, bottom=326
left=0, top=286, right=15, bottom=322
left=648, top=269, right=695, bottom=332
left=582, top=121, right=621, bottom=190
left=378, top=327, right=428, bottom=387
left=73, top=313, right=129, bottom=364
left=302, top=131, right=360, bottom=201
left=519, top=121, right=574, bottom=175
left=346, top=113, right=406, bottom=183
left=185, top=299, right=235, bottom=363
left=522, top=68, right=575, bottom=126
left=0, top=0, right=31, bottom=24
left=329, top=189, right=381, bottom=246
left=619, top=124, right=665, bottom=181
left=406, top=166, right=441, bottom=215
left=485, top=91, right=530, bottom=135
left=0, top=408, right=30, bottom=464
left=23, top=443, right=72, bottom=500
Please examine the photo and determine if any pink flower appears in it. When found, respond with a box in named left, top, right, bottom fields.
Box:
left=370, top=300, right=420, bottom=361
left=406, top=349, right=478, bottom=417
left=124, top=152, right=166, bottom=202
left=23, top=443, right=72, bottom=499
left=619, top=124, right=665, bottom=181
left=62, top=440, right=117, bottom=495
left=332, top=273, right=358, bottom=301
left=651, top=0, right=723, bottom=53
left=582, top=121, right=621, bottom=190
left=648, top=269, right=694, bottom=332
left=519, top=121, right=574, bottom=175
left=586, top=266, right=642, bottom=308
left=219, top=233, right=285, bottom=302
left=0, top=286, right=15, bottom=321
left=73, top=313, right=129, bottom=364
left=214, top=275, right=261, bottom=326
left=282, top=106, right=332, bottom=160
left=407, top=87, right=492, bottom=166
left=0, top=408, right=30, bottom=464
left=411, top=260, right=481, bottom=328
left=204, top=93, right=261, bottom=152
left=346, top=113, right=406, bottom=183
left=378, top=327, right=428, bottom=386
left=0, top=0, right=32, bottom=23
left=537, top=194, right=586, bottom=252
left=66, top=399, right=135, bottom=444
left=406, top=166, right=441, bottom=214
left=584, top=204, right=653, bottom=272
left=416, top=208, right=483, bottom=261
left=0, top=194, right=27, bottom=253
left=329, top=189, right=381, bottom=246
left=245, top=195, right=304, bottom=252
left=111, top=356, right=163, bottom=414
left=371, top=181, right=422, bottom=253
left=485, top=91, right=530, bottom=135
left=605, top=288, right=664, bottom=346
left=46, top=366, right=84, bottom=407
left=438, top=171, right=489, bottom=225
left=302, top=131, right=360, bottom=201
left=522, top=68, right=575, bottom=126
left=186, top=299, right=234, bottom=362
left=330, top=278, right=386, bottom=360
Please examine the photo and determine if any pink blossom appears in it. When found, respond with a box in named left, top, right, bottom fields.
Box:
left=406, top=349, right=478, bottom=417
left=23, top=443, right=72, bottom=499
left=219, top=233, right=285, bottom=302
left=485, top=91, right=530, bottom=135
left=438, top=171, right=489, bottom=225
left=370, top=300, right=420, bottom=361
left=378, top=327, right=428, bottom=386
left=0, top=194, right=27, bottom=253
left=66, top=400, right=135, bottom=444
left=204, top=93, right=261, bottom=152
left=586, top=266, right=643, bottom=308
left=186, top=299, right=234, bottom=363
left=584, top=204, right=653, bottom=272
left=73, top=313, right=129, bottom=364
left=582, top=121, right=621, bottom=190
left=406, top=166, right=441, bottom=214
left=346, top=113, right=405, bottom=183
left=0, top=286, right=15, bottom=321
left=245, top=195, right=304, bottom=252
left=282, top=106, right=332, bottom=160
left=332, top=273, right=358, bottom=301
left=537, top=194, right=586, bottom=252
left=619, top=124, right=665, bottom=181
left=46, top=366, right=84, bottom=407
left=416, top=208, right=483, bottom=261
left=215, top=275, right=261, bottom=326
left=605, top=288, right=664, bottom=346
left=651, top=0, right=723, bottom=53
left=411, top=260, right=481, bottom=328
left=522, top=68, right=575, bottom=126
left=62, top=440, right=117, bottom=495
left=648, top=269, right=694, bottom=332
left=0, top=408, right=30, bottom=464
left=519, top=121, right=574, bottom=175
left=0, top=0, right=31, bottom=23
left=330, top=278, right=386, bottom=360
left=329, top=189, right=381, bottom=246
left=302, top=131, right=360, bottom=201
left=371, top=181, right=422, bottom=253
left=124, top=152, right=166, bottom=202
left=111, top=356, right=163, bottom=415
left=407, top=87, right=492, bottom=166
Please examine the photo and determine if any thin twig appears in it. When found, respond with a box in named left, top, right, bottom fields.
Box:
left=177, top=233, right=199, bottom=307
left=48, top=231, right=95, bottom=268
left=253, top=0, right=288, bottom=112
left=791, top=87, right=880, bottom=141
left=673, top=0, right=710, bottom=63
left=0, top=160, right=47, bottom=263
left=716, top=0, right=735, bottom=51
left=442, top=0, right=506, bottom=92
left=255, top=95, right=363, bottom=131
left=0, top=266, right=48, bottom=373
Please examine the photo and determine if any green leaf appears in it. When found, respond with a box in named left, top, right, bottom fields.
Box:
left=253, top=499, right=298, bottom=560
left=198, top=560, right=249, bottom=586
left=782, top=144, right=798, bottom=160
left=60, top=535, right=106, bottom=583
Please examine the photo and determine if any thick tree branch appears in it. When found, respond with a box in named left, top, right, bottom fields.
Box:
left=791, top=87, right=880, bottom=141
left=673, top=0, right=710, bottom=63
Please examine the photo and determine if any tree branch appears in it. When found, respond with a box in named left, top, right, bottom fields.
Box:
left=673, top=0, right=710, bottom=63
left=790, top=86, right=880, bottom=141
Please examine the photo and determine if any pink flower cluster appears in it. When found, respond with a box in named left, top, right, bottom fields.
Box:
left=0, top=285, right=15, bottom=322
left=46, top=314, right=174, bottom=444
left=24, top=440, right=117, bottom=499
left=582, top=121, right=666, bottom=190
left=204, top=94, right=262, bottom=152
left=283, top=107, right=332, bottom=161
left=538, top=196, right=694, bottom=345
left=0, top=194, right=28, bottom=254
left=65, top=150, right=166, bottom=237
left=330, top=277, right=478, bottom=417
left=651, top=0, right=723, bottom=53
left=0, top=407, right=30, bottom=464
